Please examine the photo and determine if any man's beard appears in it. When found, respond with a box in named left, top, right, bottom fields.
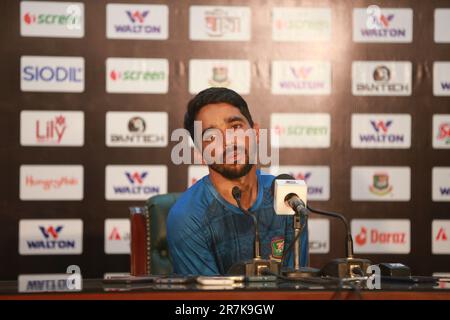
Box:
left=209, top=145, right=254, bottom=179
left=209, top=162, right=254, bottom=180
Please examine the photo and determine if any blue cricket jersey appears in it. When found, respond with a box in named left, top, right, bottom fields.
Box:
left=167, top=169, right=309, bottom=275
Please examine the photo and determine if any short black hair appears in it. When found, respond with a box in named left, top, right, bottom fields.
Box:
left=184, top=87, right=254, bottom=139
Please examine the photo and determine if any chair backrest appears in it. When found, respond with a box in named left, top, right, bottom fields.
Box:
left=145, top=193, right=181, bottom=275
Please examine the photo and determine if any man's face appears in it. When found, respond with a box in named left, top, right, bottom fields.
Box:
left=195, top=103, right=257, bottom=180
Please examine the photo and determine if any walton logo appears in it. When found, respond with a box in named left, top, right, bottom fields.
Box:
left=361, top=13, right=407, bottom=38
left=109, top=69, right=165, bottom=82
left=292, top=171, right=324, bottom=196
left=369, top=173, right=393, bottom=196
left=355, top=226, right=406, bottom=246
left=126, top=10, right=149, bottom=23
left=39, top=226, right=63, bottom=239
left=205, top=9, right=241, bottom=37
left=277, top=66, right=326, bottom=91
left=358, top=120, right=404, bottom=144
left=126, top=172, right=148, bottom=184
left=436, top=227, right=448, bottom=241
left=438, top=123, right=450, bottom=144
left=371, top=120, right=392, bottom=133
left=35, top=115, right=66, bottom=144
left=112, top=171, right=160, bottom=195
left=27, top=225, right=75, bottom=250
left=209, top=66, right=230, bottom=86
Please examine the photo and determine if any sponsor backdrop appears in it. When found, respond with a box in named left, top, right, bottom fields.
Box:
left=0, top=0, right=449, bottom=280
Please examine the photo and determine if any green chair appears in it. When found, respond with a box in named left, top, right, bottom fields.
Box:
left=145, top=193, right=182, bottom=275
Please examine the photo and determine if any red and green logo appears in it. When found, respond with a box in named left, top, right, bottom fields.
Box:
left=271, top=236, right=285, bottom=259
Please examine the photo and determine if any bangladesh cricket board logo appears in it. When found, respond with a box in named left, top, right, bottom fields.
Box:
left=271, top=236, right=285, bottom=259
left=369, top=173, right=393, bottom=196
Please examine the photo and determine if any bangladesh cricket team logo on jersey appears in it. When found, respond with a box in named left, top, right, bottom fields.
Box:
left=271, top=236, right=285, bottom=259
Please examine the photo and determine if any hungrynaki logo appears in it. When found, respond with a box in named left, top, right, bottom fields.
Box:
left=21, top=1, right=84, bottom=38
left=20, top=165, right=83, bottom=201
left=270, top=166, right=330, bottom=201
left=105, top=219, right=130, bottom=254
left=106, top=4, right=168, bottom=40
left=353, top=8, right=412, bottom=43
left=189, top=59, right=250, bottom=94
left=432, top=167, right=450, bottom=202
left=106, top=58, right=168, bottom=94
left=432, top=114, right=450, bottom=149
left=434, top=9, right=450, bottom=43
left=351, top=166, right=410, bottom=201
left=433, top=62, right=450, bottom=96
left=105, top=165, right=167, bottom=200
left=352, top=219, right=410, bottom=254
left=106, top=112, right=168, bottom=147
left=19, top=219, right=83, bottom=255
left=20, top=111, right=84, bottom=147
left=187, top=165, right=209, bottom=188
left=351, top=114, right=411, bottom=149
left=271, top=61, right=331, bottom=95
left=21, top=56, right=84, bottom=92
left=352, top=61, right=412, bottom=96
left=271, top=113, right=330, bottom=148
left=189, top=6, right=251, bottom=41
left=432, top=220, right=450, bottom=254
left=308, top=219, right=330, bottom=254
left=272, top=8, right=331, bottom=42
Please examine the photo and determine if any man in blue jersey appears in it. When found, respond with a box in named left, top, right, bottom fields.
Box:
left=167, top=87, right=308, bottom=275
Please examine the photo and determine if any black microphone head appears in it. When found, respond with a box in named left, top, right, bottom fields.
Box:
left=231, top=186, right=242, bottom=200
left=270, top=173, right=295, bottom=196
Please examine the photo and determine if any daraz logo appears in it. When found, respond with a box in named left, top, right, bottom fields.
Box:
left=39, top=226, right=63, bottom=239
left=109, top=70, right=165, bottom=81
left=370, top=120, right=393, bottom=133
left=126, top=10, right=149, bottom=24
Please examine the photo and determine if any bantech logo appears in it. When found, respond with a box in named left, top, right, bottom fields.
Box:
left=107, top=4, right=168, bottom=40
left=21, top=1, right=84, bottom=38
left=351, top=114, right=411, bottom=149
left=352, top=219, right=410, bottom=254
left=105, top=165, right=167, bottom=200
left=106, top=58, right=168, bottom=93
left=106, top=112, right=168, bottom=147
left=21, top=56, right=84, bottom=92
left=352, top=61, right=412, bottom=96
left=353, top=8, right=413, bottom=43
left=19, top=219, right=83, bottom=255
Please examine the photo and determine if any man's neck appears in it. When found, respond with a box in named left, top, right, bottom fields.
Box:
left=209, top=166, right=258, bottom=211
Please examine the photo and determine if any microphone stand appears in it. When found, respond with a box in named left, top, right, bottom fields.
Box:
left=227, top=187, right=280, bottom=276
left=282, top=197, right=320, bottom=279
left=307, top=205, right=372, bottom=278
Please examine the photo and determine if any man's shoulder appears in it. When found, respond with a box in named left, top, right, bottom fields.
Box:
left=168, top=176, right=211, bottom=223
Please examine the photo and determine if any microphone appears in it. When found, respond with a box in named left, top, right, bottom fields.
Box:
left=271, top=174, right=319, bottom=279
left=272, top=174, right=372, bottom=278
left=227, top=186, right=280, bottom=277
left=231, top=186, right=261, bottom=259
